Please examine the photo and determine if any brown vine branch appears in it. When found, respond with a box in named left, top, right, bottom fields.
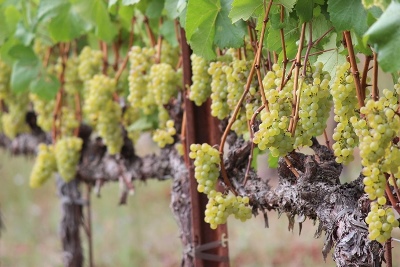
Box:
left=372, top=52, right=379, bottom=101
left=385, top=179, right=400, bottom=214
left=144, top=16, right=156, bottom=47
left=115, top=17, right=136, bottom=82
left=288, top=23, right=306, bottom=134
left=343, top=31, right=365, bottom=108
left=279, top=5, right=288, bottom=89
left=385, top=239, right=392, bottom=267
left=155, top=17, right=163, bottom=64
left=73, top=92, right=82, bottom=137
left=86, top=184, right=93, bottom=267
left=100, top=41, right=108, bottom=75
left=361, top=55, right=373, bottom=100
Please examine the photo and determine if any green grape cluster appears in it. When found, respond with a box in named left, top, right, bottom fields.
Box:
left=122, top=106, right=141, bottom=144
left=208, top=61, right=230, bottom=119
left=152, top=119, right=176, bottom=148
left=30, top=144, right=57, bottom=188
left=58, top=106, right=80, bottom=137
left=253, top=64, right=294, bottom=157
left=205, top=191, right=252, bottom=229
left=0, top=59, right=11, bottom=100
left=85, top=74, right=123, bottom=155
left=331, top=62, right=359, bottom=164
left=353, top=90, right=400, bottom=202
left=127, top=46, right=156, bottom=114
left=32, top=39, right=48, bottom=58
left=55, top=136, right=83, bottom=182
left=78, top=46, right=103, bottom=82
left=64, top=57, right=82, bottom=95
left=365, top=202, right=399, bottom=243
left=29, top=94, right=55, bottom=132
left=189, top=54, right=212, bottom=106
left=2, top=93, right=30, bottom=138
left=189, top=143, right=220, bottom=195
left=225, top=58, right=247, bottom=110
left=294, top=62, right=332, bottom=148
left=160, top=40, right=180, bottom=67
left=149, top=63, right=179, bottom=106
left=96, top=101, right=124, bottom=155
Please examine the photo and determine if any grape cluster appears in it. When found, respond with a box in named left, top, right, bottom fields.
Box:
left=365, top=202, right=399, bottom=243
left=160, top=40, right=180, bottom=67
left=353, top=90, right=400, bottom=203
left=189, top=143, right=221, bottom=195
left=30, top=144, right=57, bottom=188
left=64, top=57, right=82, bottom=95
left=2, top=93, right=30, bottom=138
left=55, top=136, right=83, bottom=182
left=29, top=94, right=55, bottom=132
left=205, top=191, right=252, bottom=229
left=208, top=61, right=230, bottom=119
left=122, top=106, right=141, bottom=144
left=152, top=119, right=176, bottom=148
left=149, top=63, right=179, bottom=106
left=0, top=59, right=11, bottom=100
left=294, top=62, right=332, bottom=148
left=189, top=54, right=212, bottom=106
left=85, top=74, right=123, bottom=155
left=78, top=46, right=103, bottom=82
left=331, top=62, right=359, bottom=164
left=127, top=46, right=156, bottom=114
left=253, top=64, right=294, bottom=157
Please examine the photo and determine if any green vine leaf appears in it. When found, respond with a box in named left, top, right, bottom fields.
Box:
left=295, top=0, right=314, bottom=23
left=30, top=74, right=60, bottom=101
left=8, top=44, right=37, bottom=63
left=229, top=0, right=263, bottom=23
left=11, top=60, right=40, bottom=93
left=327, top=0, right=368, bottom=36
left=165, top=0, right=186, bottom=19
left=363, top=0, right=400, bottom=72
left=186, top=0, right=245, bottom=60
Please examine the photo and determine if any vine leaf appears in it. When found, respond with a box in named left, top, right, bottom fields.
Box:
left=165, top=0, right=186, bottom=19
left=30, top=75, right=60, bottom=101
left=229, top=0, right=263, bottom=23
left=295, top=0, right=314, bottom=23
left=186, top=0, right=245, bottom=60
left=268, top=151, right=279, bottom=169
left=363, top=0, right=400, bottom=72
left=327, top=0, right=368, bottom=36
left=11, top=60, right=40, bottom=93
left=316, top=33, right=346, bottom=83
left=37, top=0, right=88, bottom=42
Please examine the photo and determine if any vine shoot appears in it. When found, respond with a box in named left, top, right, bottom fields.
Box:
left=0, top=0, right=400, bottom=266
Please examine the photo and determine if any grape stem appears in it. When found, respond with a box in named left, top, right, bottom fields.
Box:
left=113, top=31, right=123, bottom=71
left=372, top=52, right=379, bottom=101
left=44, top=46, right=52, bottom=67
left=361, top=54, right=373, bottom=100
left=100, top=41, right=108, bottom=75
left=279, top=5, right=288, bottom=90
left=385, top=176, right=400, bottom=214
left=343, top=31, right=365, bottom=108
left=155, top=17, right=164, bottom=64
left=284, top=156, right=299, bottom=178
left=288, top=23, right=306, bottom=134
left=115, top=17, right=136, bottom=83
left=144, top=16, right=156, bottom=47
left=219, top=0, right=273, bottom=194
left=323, top=129, right=332, bottom=151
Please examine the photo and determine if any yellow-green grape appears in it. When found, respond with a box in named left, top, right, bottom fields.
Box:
left=231, top=110, right=248, bottom=136
left=84, top=74, right=116, bottom=124
left=64, top=57, right=82, bottom=95
left=189, top=54, right=212, bottom=106
left=2, top=93, right=30, bottom=138
left=175, top=143, right=184, bottom=156
left=149, top=63, right=179, bottom=106
left=366, top=202, right=399, bottom=243
left=158, top=106, right=170, bottom=129
left=294, top=62, right=332, bottom=148
left=331, top=62, right=359, bottom=164
left=57, top=106, right=79, bottom=137
left=30, top=94, right=55, bottom=132
left=33, top=39, right=48, bottom=58
left=30, top=144, right=57, bottom=188
left=0, top=59, right=11, bottom=100
left=189, top=143, right=220, bottom=195
left=152, top=119, right=176, bottom=148
left=205, top=191, right=252, bottom=229
left=225, top=58, right=248, bottom=110
left=127, top=46, right=156, bottom=114
left=253, top=64, right=294, bottom=157
left=208, top=61, right=230, bottom=119
left=160, top=40, right=180, bottom=67
left=96, top=101, right=123, bottom=155
left=78, top=46, right=103, bottom=82
left=122, top=106, right=141, bottom=144
left=55, top=136, right=83, bottom=182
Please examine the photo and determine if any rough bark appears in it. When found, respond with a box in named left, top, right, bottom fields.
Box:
left=57, top=177, right=84, bottom=267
